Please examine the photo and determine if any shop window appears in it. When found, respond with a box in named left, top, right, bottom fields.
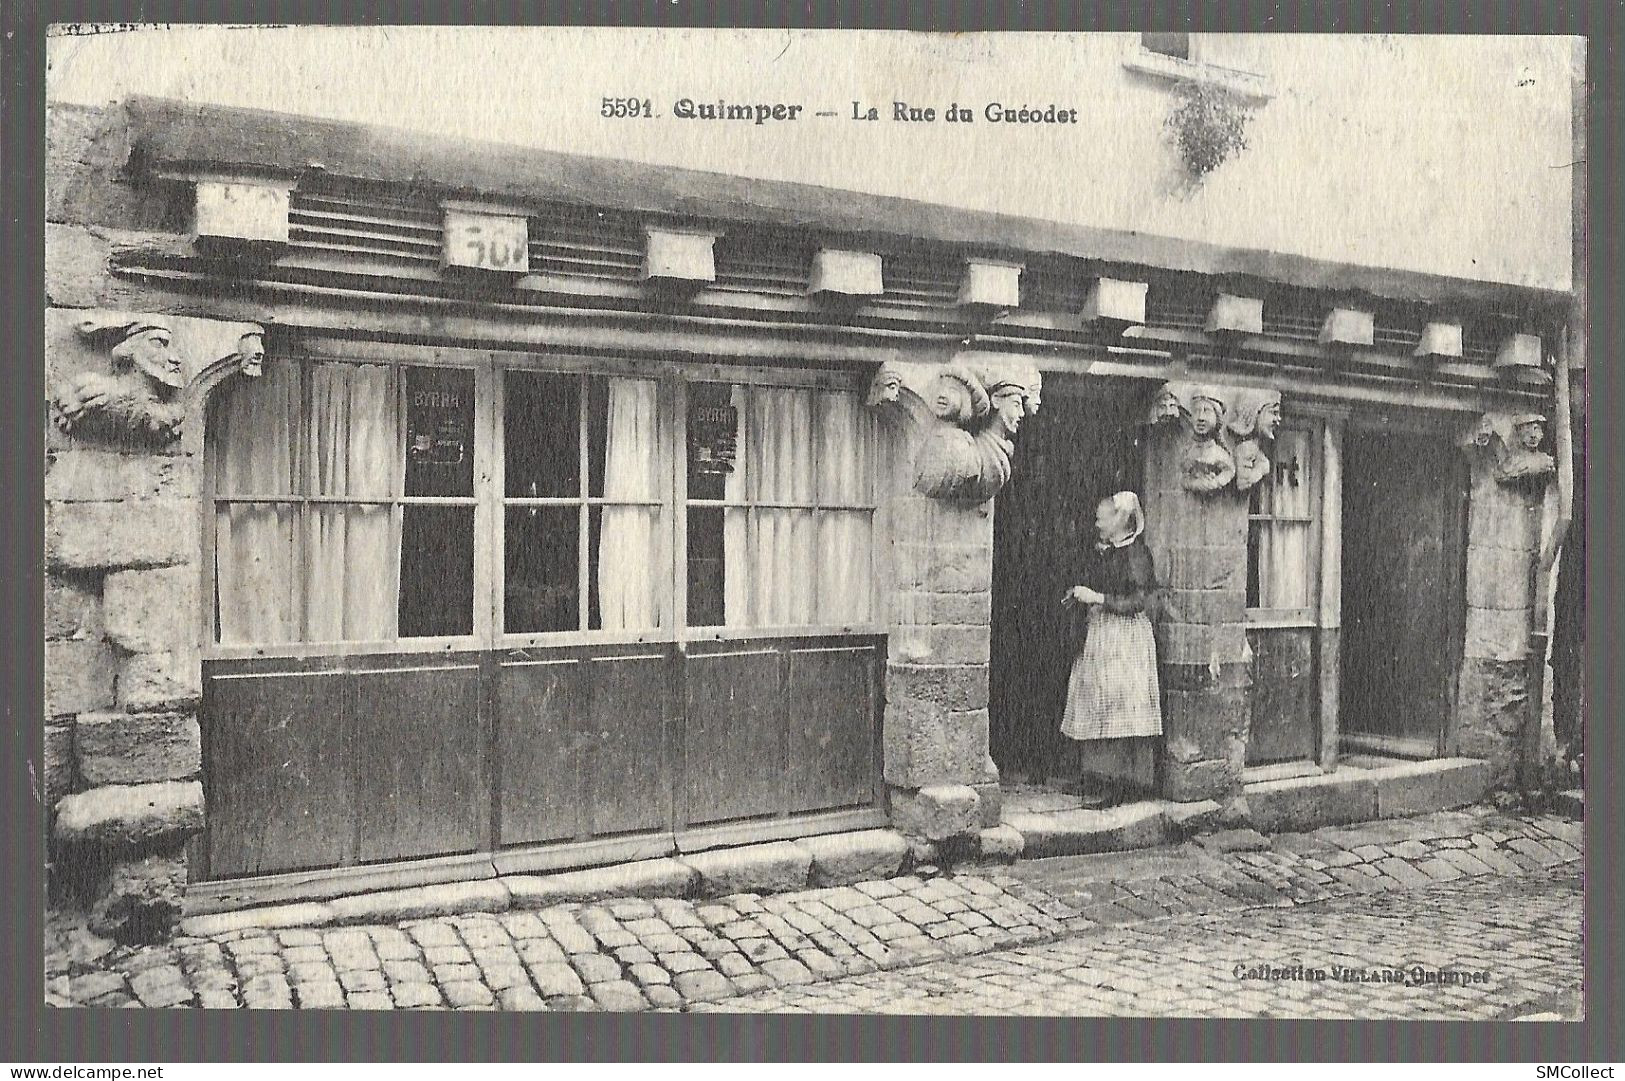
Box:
left=208, top=354, right=878, bottom=651
left=685, top=382, right=877, bottom=630
left=503, top=370, right=666, bottom=634
left=209, top=361, right=475, bottom=645
left=1246, top=425, right=1319, bottom=620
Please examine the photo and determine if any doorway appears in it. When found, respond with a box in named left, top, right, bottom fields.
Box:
left=1339, top=424, right=1467, bottom=757
left=990, top=376, right=1149, bottom=783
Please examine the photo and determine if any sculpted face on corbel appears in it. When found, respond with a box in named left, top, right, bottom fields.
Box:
left=1467, top=411, right=1555, bottom=487
left=1227, top=388, right=1284, bottom=492
left=53, top=315, right=188, bottom=445
left=909, top=359, right=1039, bottom=503
left=52, top=312, right=270, bottom=447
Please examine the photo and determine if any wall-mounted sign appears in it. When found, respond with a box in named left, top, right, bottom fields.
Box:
left=406, top=369, right=474, bottom=496
left=442, top=205, right=530, bottom=274
left=688, top=403, right=738, bottom=476
left=193, top=178, right=293, bottom=246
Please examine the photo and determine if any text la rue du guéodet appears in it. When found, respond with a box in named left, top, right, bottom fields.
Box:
left=603, top=97, right=1079, bottom=125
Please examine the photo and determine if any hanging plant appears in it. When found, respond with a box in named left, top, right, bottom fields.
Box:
left=1164, top=79, right=1254, bottom=181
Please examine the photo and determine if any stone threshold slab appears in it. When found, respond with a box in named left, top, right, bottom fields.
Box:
left=1245, top=757, right=1493, bottom=833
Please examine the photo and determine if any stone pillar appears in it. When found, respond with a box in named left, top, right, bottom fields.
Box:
left=1142, top=423, right=1252, bottom=803
left=44, top=307, right=260, bottom=942
left=1455, top=449, right=1545, bottom=784
left=883, top=492, right=1000, bottom=842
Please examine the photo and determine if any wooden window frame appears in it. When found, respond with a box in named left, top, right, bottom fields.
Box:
left=678, top=375, right=885, bottom=644
left=1244, top=417, right=1325, bottom=628
left=204, top=341, right=884, bottom=660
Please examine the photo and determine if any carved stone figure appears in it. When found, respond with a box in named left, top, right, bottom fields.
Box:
left=1019, top=364, right=1043, bottom=418
left=54, top=317, right=189, bottom=445
left=1148, top=385, right=1188, bottom=426
left=1465, top=412, right=1556, bottom=488
left=235, top=330, right=266, bottom=378
left=1179, top=387, right=1236, bottom=493
left=913, top=366, right=989, bottom=500
left=865, top=362, right=904, bottom=407
left=1228, top=389, right=1283, bottom=491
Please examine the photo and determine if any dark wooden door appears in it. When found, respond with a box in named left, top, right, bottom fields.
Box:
left=990, top=377, right=1149, bottom=782
left=1340, top=428, right=1466, bottom=755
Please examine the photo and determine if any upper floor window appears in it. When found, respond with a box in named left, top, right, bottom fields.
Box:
left=1141, top=33, right=1192, bottom=61
left=206, top=350, right=880, bottom=652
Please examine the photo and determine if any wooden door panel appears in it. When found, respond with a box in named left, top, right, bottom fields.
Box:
left=584, top=653, right=671, bottom=836
left=497, top=658, right=587, bottom=845
left=783, top=644, right=879, bottom=813
left=203, top=669, right=354, bottom=878
left=1341, top=430, right=1464, bottom=751
left=351, top=665, right=484, bottom=863
left=1246, top=628, right=1316, bottom=763
left=683, top=648, right=785, bottom=826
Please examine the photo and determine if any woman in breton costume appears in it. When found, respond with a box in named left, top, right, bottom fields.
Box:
left=1059, top=491, right=1163, bottom=806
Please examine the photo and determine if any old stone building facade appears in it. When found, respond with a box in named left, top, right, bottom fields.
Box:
left=44, top=88, right=1576, bottom=942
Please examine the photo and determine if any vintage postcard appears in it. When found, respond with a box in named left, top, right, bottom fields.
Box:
left=42, top=25, right=1585, bottom=1022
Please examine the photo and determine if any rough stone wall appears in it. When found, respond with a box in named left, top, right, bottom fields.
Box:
left=1455, top=455, right=1546, bottom=784
left=45, top=310, right=206, bottom=943
left=1142, top=424, right=1253, bottom=803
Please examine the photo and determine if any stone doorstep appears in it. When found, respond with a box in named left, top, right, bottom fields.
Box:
left=1243, top=758, right=1495, bottom=834
left=179, top=829, right=910, bottom=937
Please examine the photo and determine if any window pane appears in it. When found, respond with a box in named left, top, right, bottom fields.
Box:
left=592, top=376, right=663, bottom=501
left=1250, top=520, right=1312, bottom=609
left=506, top=506, right=580, bottom=632
left=1256, top=429, right=1313, bottom=517
left=399, top=506, right=473, bottom=637
left=210, top=363, right=300, bottom=497
left=506, top=370, right=580, bottom=498
left=814, top=390, right=874, bottom=505
left=686, top=382, right=738, bottom=501
left=817, top=511, right=874, bottom=623
left=305, top=504, right=400, bottom=641
left=215, top=503, right=297, bottom=644
left=686, top=506, right=725, bottom=627
left=309, top=363, right=401, bottom=498
left=746, top=387, right=815, bottom=504
left=1142, top=33, right=1190, bottom=59
left=590, top=504, right=664, bottom=630
left=405, top=367, right=474, bottom=497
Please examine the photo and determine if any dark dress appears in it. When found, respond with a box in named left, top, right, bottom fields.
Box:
left=1060, top=538, right=1163, bottom=790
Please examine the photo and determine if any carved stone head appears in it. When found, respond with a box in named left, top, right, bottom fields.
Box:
left=929, top=365, right=990, bottom=426
left=1513, top=413, right=1546, bottom=451
left=1021, top=367, right=1043, bottom=417
left=109, top=320, right=185, bottom=391
left=1189, top=388, right=1228, bottom=440
left=237, top=331, right=266, bottom=378
left=1150, top=386, right=1186, bottom=424
left=985, top=378, right=1028, bottom=438
left=1255, top=400, right=1283, bottom=441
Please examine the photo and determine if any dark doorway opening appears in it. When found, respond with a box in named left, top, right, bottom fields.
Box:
left=990, top=376, right=1150, bottom=784
left=1340, top=425, right=1468, bottom=758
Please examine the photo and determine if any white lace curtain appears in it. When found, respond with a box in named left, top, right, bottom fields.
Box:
left=214, top=362, right=402, bottom=644
left=722, top=386, right=874, bottom=627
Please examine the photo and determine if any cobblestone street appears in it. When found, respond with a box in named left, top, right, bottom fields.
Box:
left=47, top=807, right=1584, bottom=1017
left=696, top=867, right=1584, bottom=1019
